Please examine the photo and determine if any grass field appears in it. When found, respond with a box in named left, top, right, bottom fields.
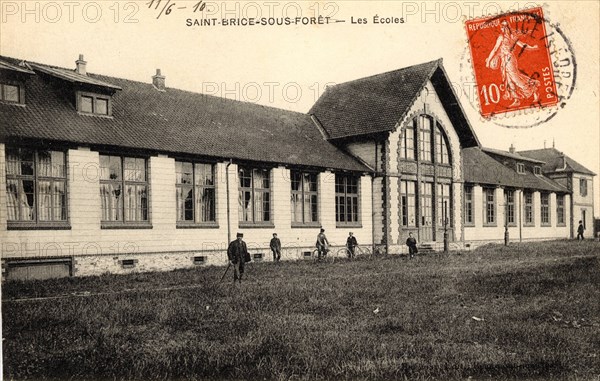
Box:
left=2, top=240, right=600, bottom=381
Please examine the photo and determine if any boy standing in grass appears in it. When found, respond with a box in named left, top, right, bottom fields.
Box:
left=227, top=232, right=250, bottom=283
left=406, top=232, right=418, bottom=259
left=346, top=232, right=358, bottom=258
left=270, top=233, right=281, bottom=261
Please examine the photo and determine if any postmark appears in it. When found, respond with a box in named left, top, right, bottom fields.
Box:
left=462, top=7, right=576, bottom=128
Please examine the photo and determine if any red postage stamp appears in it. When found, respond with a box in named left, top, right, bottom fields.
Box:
left=465, top=7, right=558, bottom=118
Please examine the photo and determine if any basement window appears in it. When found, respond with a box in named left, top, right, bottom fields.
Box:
left=253, top=253, right=264, bottom=261
left=193, top=256, right=207, bottom=265
left=120, top=259, right=137, bottom=269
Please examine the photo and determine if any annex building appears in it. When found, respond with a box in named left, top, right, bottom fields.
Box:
left=0, top=55, right=595, bottom=281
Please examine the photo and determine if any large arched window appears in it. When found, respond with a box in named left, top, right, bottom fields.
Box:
left=398, top=114, right=454, bottom=242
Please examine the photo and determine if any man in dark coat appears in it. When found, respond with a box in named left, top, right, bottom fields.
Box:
left=228, top=232, right=249, bottom=283
left=270, top=233, right=282, bottom=261
left=346, top=232, right=358, bottom=258
left=577, top=220, right=585, bottom=240
left=406, top=232, right=418, bottom=259
left=316, top=228, right=329, bottom=260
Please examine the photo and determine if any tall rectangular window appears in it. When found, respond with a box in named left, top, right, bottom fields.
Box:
left=540, top=193, right=550, bottom=225
left=484, top=188, right=495, bottom=225
left=524, top=191, right=534, bottom=225
left=580, top=178, right=588, bottom=196
left=176, top=161, right=216, bottom=225
left=506, top=189, right=515, bottom=226
left=421, top=182, right=433, bottom=227
left=335, top=174, right=360, bottom=225
left=464, top=185, right=474, bottom=225
left=100, top=155, right=148, bottom=224
left=400, top=180, right=416, bottom=227
left=556, top=194, right=565, bottom=225
left=400, top=122, right=416, bottom=160
left=436, top=183, right=451, bottom=227
left=239, top=167, right=271, bottom=224
left=291, top=171, right=318, bottom=225
left=419, top=116, right=432, bottom=162
left=5, top=148, right=67, bottom=226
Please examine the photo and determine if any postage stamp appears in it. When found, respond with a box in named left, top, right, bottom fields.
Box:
left=465, top=7, right=559, bottom=119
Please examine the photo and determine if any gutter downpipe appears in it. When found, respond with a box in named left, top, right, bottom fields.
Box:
left=226, top=159, right=233, bottom=245
left=372, top=141, right=378, bottom=255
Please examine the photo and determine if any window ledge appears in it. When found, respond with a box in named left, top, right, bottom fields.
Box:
left=239, top=223, right=275, bottom=229
left=464, top=223, right=476, bottom=227
left=483, top=224, right=498, bottom=227
left=336, top=224, right=363, bottom=229
left=523, top=224, right=536, bottom=227
left=7, top=223, right=71, bottom=231
left=541, top=223, right=552, bottom=227
left=101, top=224, right=152, bottom=230
left=0, top=101, right=25, bottom=107
left=557, top=223, right=567, bottom=227
left=177, top=223, right=219, bottom=229
left=291, top=223, right=321, bottom=229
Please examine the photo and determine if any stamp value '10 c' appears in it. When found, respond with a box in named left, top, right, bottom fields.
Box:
left=465, top=7, right=558, bottom=118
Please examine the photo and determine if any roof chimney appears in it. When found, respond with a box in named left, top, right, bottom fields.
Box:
left=75, top=54, right=87, bottom=75
left=509, top=144, right=516, bottom=154
left=152, top=69, right=166, bottom=91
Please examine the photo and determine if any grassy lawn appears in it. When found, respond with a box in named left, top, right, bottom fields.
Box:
left=2, top=240, right=600, bottom=380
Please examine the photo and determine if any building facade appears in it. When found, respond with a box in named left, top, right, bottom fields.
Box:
left=0, top=56, right=594, bottom=281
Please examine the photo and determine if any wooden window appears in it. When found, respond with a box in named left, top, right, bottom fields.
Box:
left=400, top=121, right=416, bottom=160
left=516, top=163, right=525, bottom=174
left=335, top=174, right=360, bottom=226
left=435, top=124, right=450, bottom=165
left=100, top=155, right=149, bottom=226
left=400, top=180, right=417, bottom=227
left=421, top=182, right=433, bottom=228
left=5, top=147, right=68, bottom=228
left=484, top=188, right=496, bottom=226
left=436, top=183, right=451, bottom=227
left=78, top=92, right=111, bottom=116
left=464, top=185, right=474, bottom=225
left=1, top=83, right=21, bottom=103
left=291, top=171, right=318, bottom=225
left=506, top=189, right=515, bottom=226
left=175, top=161, right=216, bottom=226
left=556, top=195, right=565, bottom=226
left=239, top=167, right=271, bottom=224
left=540, top=193, right=550, bottom=225
left=534, top=166, right=542, bottom=176
left=580, top=178, right=588, bottom=197
left=419, top=115, right=433, bottom=162
left=524, top=191, right=534, bottom=226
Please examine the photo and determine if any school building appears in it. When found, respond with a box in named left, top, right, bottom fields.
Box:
left=0, top=55, right=595, bottom=281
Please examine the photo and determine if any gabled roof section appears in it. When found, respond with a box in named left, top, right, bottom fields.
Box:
left=0, top=56, right=368, bottom=173
left=0, top=59, right=35, bottom=74
left=463, top=147, right=569, bottom=192
left=29, top=63, right=122, bottom=91
left=309, top=59, right=480, bottom=147
left=482, top=147, right=546, bottom=164
left=519, top=148, right=596, bottom=176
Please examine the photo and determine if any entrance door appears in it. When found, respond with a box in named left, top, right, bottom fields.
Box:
left=420, top=182, right=434, bottom=241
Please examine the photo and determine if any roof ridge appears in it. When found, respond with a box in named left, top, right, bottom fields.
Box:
left=329, top=58, right=441, bottom=89
left=2, top=55, right=313, bottom=119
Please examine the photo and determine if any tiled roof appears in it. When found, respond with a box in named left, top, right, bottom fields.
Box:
left=463, top=147, right=569, bottom=192
left=519, top=148, right=596, bottom=176
left=482, top=147, right=545, bottom=164
left=0, top=57, right=369, bottom=173
left=309, top=59, right=480, bottom=147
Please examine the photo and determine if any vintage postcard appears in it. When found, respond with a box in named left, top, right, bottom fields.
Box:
left=1, top=1, right=599, bottom=380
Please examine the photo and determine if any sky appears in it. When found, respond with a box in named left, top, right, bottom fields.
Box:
left=1, top=0, right=599, bottom=215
